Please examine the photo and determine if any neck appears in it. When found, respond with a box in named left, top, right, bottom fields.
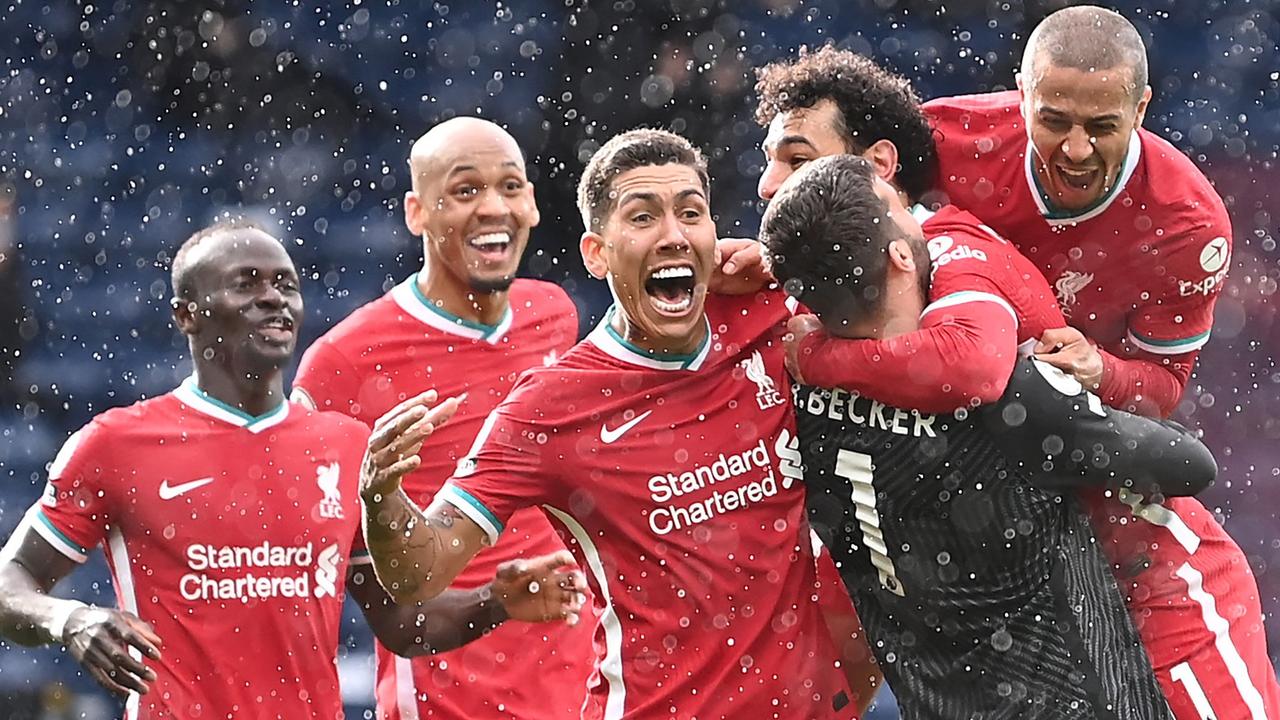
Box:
left=828, top=279, right=927, bottom=341
left=610, top=309, right=706, bottom=357
left=191, top=356, right=285, bottom=417
left=418, top=263, right=509, bottom=327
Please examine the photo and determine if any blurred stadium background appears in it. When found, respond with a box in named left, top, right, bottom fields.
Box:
left=0, top=0, right=1276, bottom=717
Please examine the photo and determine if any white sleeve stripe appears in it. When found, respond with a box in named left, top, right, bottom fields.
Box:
left=1127, top=329, right=1211, bottom=355
left=921, top=290, right=1019, bottom=328
left=437, top=486, right=503, bottom=546
left=28, top=507, right=89, bottom=564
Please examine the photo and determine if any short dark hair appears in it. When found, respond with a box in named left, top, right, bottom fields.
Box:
left=759, top=155, right=906, bottom=327
left=1022, top=5, right=1148, bottom=102
left=171, top=217, right=270, bottom=299
left=576, top=128, right=710, bottom=232
left=754, top=45, right=936, bottom=202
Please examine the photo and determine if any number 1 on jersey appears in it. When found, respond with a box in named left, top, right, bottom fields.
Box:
left=834, top=449, right=905, bottom=597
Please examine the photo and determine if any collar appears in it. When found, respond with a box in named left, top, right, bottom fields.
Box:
left=391, top=274, right=513, bottom=344
left=173, top=376, right=290, bottom=433
left=1023, top=130, right=1141, bottom=226
left=586, top=306, right=712, bottom=371
left=910, top=203, right=936, bottom=224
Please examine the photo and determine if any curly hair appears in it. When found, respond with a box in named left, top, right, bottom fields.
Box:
left=754, top=45, right=936, bottom=202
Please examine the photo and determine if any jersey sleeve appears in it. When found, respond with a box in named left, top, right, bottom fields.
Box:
left=31, top=422, right=114, bottom=563
left=798, top=241, right=1023, bottom=412
left=292, top=337, right=361, bottom=416
left=434, top=376, right=559, bottom=545
left=1125, top=211, right=1230, bottom=357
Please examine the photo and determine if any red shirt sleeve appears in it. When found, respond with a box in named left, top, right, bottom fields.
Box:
left=1096, top=347, right=1197, bottom=418
left=797, top=285, right=1019, bottom=414
left=435, top=374, right=559, bottom=545
left=31, top=422, right=114, bottom=563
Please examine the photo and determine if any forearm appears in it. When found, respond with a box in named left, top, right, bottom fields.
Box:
left=0, top=563, right=83, bottom=646
left=350, top=568, right=506, bottom=657
left=798, top=316, right=1015, bottom=413
left=362, top=490, right=475, bottom=604
left=1096, top=348, right=1195, bottom=418
left=984, top=358, right=1216, bottom=496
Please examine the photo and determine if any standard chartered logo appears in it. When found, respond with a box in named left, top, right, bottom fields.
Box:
left=646, top=431, right=801, bottom=536
left=179, top=542, right=341, bottom=601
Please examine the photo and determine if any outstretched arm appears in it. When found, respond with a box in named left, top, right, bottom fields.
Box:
left=0, top=520, right=163, bottom=696
left=981, top=357, right=1216, bottom=497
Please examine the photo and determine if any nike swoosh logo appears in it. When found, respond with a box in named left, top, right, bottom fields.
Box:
left=600, top=410, right=653, bottom=444
left=159, top=477, right=214, bottom=500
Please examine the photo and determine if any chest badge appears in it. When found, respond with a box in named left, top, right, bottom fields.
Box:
left=740, top=350, right=785, bottom=411
left=316, top=463, right=344, bottom=520
left=1054, top=270, right=1094, bottom=317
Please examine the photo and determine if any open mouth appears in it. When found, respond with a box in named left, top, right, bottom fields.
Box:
left=644, top=263, right=697, bottom=316
left=257, top=316, right=295, bottom=343
left=467, top=231, right=512, bottom=261
left=1054, top=164, right=1101, bottom=193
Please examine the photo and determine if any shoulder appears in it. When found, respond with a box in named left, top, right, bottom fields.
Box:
left=290, top=405, right=372, bottom=438
left=49, top=395, right=172, bottom=475
left=925, top=91, right=1024, bottom=139
left=308, top=291, right=401, bottom=350
left=509, top=278, right=579, bottom=326
left=1136, top=130, right=1231, bottom=233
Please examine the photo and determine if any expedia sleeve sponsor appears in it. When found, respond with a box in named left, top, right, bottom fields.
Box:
left=646, top=433, right=802, bottom=535
left=181, top=542, right=341, bottom=601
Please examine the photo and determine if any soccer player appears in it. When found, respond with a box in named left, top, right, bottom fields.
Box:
left=292, top=116, right=595, bottom=719
left=761, top=153, right=1214, bottom=719
left=359, top=128, right=857, bottom=719
left=0, top=221, right=585, bottom=719
left=753, top=40, right=1280, bottom=720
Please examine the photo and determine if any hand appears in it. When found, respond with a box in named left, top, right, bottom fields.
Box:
left=63, top=606, right=163, bottom=697
left=488, top=550, right=588, bottom=626
left=361, top=390, right=462, bottom=502
left=783, top=313, right=825, bottom=383
left=1034, top=326, right=1104, bottom=391
left=709, top=237, right=772, bottom=295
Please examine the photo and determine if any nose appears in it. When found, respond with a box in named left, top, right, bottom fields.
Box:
left=256, top=282, right=287, bottom=308
left=1060, top=124, right=1095, bottom=164
left=758, top=161, right=789, bottom=202
left=476, top=186, right=510, bottom=218
left=656, top=211, right=691, bottom=252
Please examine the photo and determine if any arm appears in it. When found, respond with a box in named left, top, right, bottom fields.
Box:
left=349, top=550, right=585, bottom=657
left=981, top=356, right=1216, bottom=496
left=0, top=517, right=162, bottom=696
left=1033, top=326, right=1196, bottom=418
left=790, top=291, right=1020, bottom=413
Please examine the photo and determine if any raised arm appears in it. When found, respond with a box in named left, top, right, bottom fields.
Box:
left=981, top=356, right=1216, bottom=496
left=0, top=516, right=163, bottom=696
left=359, top=390, right=487, bottom=604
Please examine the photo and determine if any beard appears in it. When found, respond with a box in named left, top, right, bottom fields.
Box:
left=468, top=274, right=515, bottom=293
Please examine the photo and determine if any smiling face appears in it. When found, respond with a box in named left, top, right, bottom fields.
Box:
left=581, top=162, right=717, bottom=356
left=1021, top=61, right=1150, bottom=212
left=405, top=121, right=539, bottom=294
left=174, top=229, right=303, bottom=372
left=758, top=99, right=850, bottom=203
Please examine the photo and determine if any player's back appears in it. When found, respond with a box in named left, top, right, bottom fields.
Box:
left=796, top=384, right=1169, bottom=720
left=446, top=291, right=854, bottom=719
left=35, top=385, right=369, bottom=719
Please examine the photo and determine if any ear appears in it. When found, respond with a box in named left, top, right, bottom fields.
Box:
left=1134, top=85, right=1152, bottom=128
left=404, top=191, right=424, bottom=236
left=172, top=295, right=199, bottom=335
left=526, top=181, right=541, bottom=229
left=886, top=238, right=919, bottom=275
left=861, top=139, right=900, bottom=186
left=580, top=231, right=609, bottom=280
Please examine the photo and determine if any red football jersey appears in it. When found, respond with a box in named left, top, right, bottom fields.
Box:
left=293, top=276, right=594, bottom=720
left=442, top=291, right=854, bottom=720
left=28, top=380, right=369, bottom=720
left=927, top=90, right=1231, bottom=359
left=927, top=93, right=1280, bottom=720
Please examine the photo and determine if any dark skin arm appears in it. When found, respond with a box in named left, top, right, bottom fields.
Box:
left=0, top=527, right=163, bottom=696
left=349, top=550, right=587, bottom=657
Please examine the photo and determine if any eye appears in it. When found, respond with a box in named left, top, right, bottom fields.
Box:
left=788, top=156, right=812, bottom=169
left=454, top=184, right=479, bottom=198
left=503, top=178, right=525, bottom=192
left=680, top=207, right=703, bottom=221
left=1040, top=116, right=1070, bottom=132
left=629, top=211, right=654, bottom=225
left=1088, top=123, right=1118, bottom=136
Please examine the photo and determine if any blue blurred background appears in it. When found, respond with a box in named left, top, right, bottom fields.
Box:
left=1, top=0, right=1276, bottom=717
